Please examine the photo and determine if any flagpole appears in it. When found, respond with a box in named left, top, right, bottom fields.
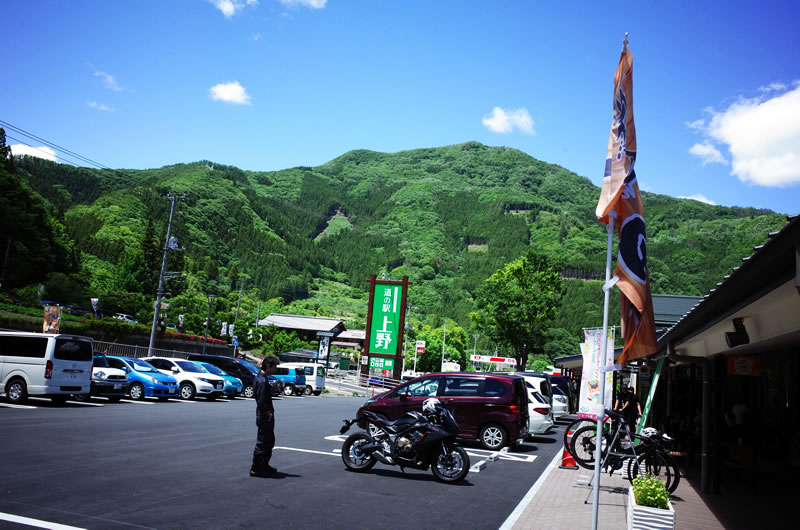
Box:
left=592, top=210, right=616, bottom=530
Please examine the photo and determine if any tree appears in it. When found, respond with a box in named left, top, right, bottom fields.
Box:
left=470, top=252, right=562, bottom=371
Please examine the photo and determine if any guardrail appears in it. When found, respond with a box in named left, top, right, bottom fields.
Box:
left=93, top=341, right=192, bottom=359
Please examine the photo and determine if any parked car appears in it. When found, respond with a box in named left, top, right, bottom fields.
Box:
left=528, top=390, right=554, bottom=435
left=74, top=351, right=129, bottom=402
left=548, top=374, right=577, bottom=413
left=192, top=361, right=243, bottom=398
left=144, top=357, right=225, bottom=400
left=280, top=362, right=326, bottom=395
left=550, top=386, right=570, bottom=418
left=357, top=372, right=530, bottom=450
left=113, top=313, right=138, bottom=325
left=105, top=356, right=179, bottom=400
left=186, top=354, right=260, bottom=399
left=0, top=331, right=93, bottom=404
left=273, top=365, right=308, bottom=396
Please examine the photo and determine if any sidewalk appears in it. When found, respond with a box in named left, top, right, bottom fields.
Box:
left=502, top=451, right=726, bottom=529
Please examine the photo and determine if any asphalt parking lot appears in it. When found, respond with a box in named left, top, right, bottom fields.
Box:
left=0, top=394, right=567, bottom=529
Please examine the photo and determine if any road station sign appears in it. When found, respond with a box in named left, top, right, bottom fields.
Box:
left=469, top=355, right=517, bottom=366
left=369, top=357, right=395, bottom=370
left=415, top=340, right=426, bottom=354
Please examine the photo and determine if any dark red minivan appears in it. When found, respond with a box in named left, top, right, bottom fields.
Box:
left=357, top=372, right=530, bottom=450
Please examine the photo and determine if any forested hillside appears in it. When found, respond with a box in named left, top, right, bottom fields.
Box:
left=1, top=137, right=787, bottom=360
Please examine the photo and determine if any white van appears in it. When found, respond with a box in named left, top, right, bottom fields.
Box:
left=0, top=331, right=94, bottom=404
left=281, top=362, right=326, bottom=396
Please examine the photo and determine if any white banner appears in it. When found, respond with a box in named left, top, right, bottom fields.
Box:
left=578, top=327, right=615, bottom=420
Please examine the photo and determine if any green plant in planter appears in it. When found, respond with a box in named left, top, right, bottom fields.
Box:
left=632, top=474, right=669, bottom=509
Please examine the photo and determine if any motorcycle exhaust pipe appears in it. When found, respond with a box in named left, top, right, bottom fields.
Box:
left=359, top=442, right=394, bottom=465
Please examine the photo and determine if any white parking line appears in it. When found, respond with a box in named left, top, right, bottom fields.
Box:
left=0, top=403, right=37, bottom=409
left=275, top=446, right=340, bottom=457
left=119, top=399, right=154, bottom=405
left=0, top=511, right=85, bottom=530
left=27, top=398, right=104, bottom=407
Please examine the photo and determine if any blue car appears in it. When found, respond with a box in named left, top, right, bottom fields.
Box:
left=106, top=356, right=179, bottom=401
left=192, top=361, right=243, bottom=398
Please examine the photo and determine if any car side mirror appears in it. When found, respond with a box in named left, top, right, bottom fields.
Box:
left=121, top=366, right=129, bottom=373
left=171, top=367, right=179, bottom=372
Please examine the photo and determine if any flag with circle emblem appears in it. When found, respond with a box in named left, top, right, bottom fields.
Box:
left=596, top=47, right=657, bottom=366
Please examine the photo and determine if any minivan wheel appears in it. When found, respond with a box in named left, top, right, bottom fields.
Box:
left=479, top=424, right=508, bottom=450
left=180, top=383, right=196, bottom=400
left=6, top=378, right=28, bottom=404
left=243, top=385, right=255, bottom=398
left=303, top=385, right=313, bottom=396
left=283, top=384, right=294, bottom=396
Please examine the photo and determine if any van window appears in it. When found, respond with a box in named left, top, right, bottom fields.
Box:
left=441, top=377, right=481, bottom=397
left=239, top=360, right=259, bottom=374
left=302, top=367, right=314, bottom=376
left=0, top=336, right=48, bottom=358
left=406, top=377, right=440, bottom=397
left=54, top=339, right=93, bottom=361
left=275, top=367, right=289, bottom=376
left=484, top=378, right=508, bottom=397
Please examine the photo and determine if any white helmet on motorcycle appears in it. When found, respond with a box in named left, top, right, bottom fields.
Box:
left=641, top=427, right=659, bottom=438
left=422, top=398, right=441, bottom=415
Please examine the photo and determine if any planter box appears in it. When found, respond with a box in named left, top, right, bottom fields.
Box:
left=627, top=486, right=675, bottom=530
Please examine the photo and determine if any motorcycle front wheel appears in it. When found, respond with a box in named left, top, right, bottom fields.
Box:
left=431, top=445, right=470, bottom=483
left=341, top=433, right=377, bottom=472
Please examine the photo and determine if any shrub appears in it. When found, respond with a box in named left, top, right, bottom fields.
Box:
left=632, top=474, right=669, bottom=509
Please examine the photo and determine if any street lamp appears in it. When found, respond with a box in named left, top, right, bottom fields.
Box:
left=202, top=294, right=217, bottom=355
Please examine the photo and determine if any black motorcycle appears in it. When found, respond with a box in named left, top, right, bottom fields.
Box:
left=339, top=400, right=470, bottom=483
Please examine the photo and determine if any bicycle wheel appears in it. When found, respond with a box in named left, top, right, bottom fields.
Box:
left=662, top=452, right=681, bottom=493
left=563, top=418, right=595, bottom=457
left=628, top=450, right=674, bottom=493
left=570, top=425, right=611, bottom=469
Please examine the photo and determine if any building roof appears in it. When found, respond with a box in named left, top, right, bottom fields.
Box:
left=652, top=294, right=703, bottom=326
left=257, top=313, right=344, bottom=333
left=657, top=213, right=800, bottom=359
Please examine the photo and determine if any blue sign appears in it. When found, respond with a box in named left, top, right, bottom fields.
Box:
left=232, top=337, right=239, bottom=346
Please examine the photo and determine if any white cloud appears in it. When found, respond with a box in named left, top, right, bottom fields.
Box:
left=482, top=107, right=535, bottom=135
left=689, top=141, right=727, bottom=166
left=688, top=83, right=800, bottom=187
left=209, top=81, right=252, bottom=104
left=679, top=194, right=717, bottom=205
left=10, top=144, right=58, bottom=163
left=210, top=0, right=259, bottom=18
left=251, top=32, right=262, bottom=41
left=759, top=82, right=786, bottom=93
left=280, top=0, right=327, bottom=8
left=87, top=101, right=114, bottom=112
left=94, top=70, right=125, bottom=92
left=685, top=118, right=705, bottom=131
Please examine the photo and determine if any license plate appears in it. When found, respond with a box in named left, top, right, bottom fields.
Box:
left=114, top=384, right=121, bottom=390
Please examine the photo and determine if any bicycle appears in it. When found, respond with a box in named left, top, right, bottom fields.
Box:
left=569, top=409, right=679, bottom=493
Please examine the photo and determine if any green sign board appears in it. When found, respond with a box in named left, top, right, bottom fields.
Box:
left=369, top=357, right=395, bottom=370
left=368, top=284, right=402, bottom=355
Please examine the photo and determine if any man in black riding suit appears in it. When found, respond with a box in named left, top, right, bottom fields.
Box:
left=251, top=356, right=279, bottom=477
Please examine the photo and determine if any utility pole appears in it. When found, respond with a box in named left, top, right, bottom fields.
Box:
left=402, top=303, right=413, bottom=373
left=440, top=320, right=447, bottom=372
left=232, top=278, right=245, bottom=357
left=147, top=192, right=185, bottom=356
left=202, top=294, right=217, bottom=354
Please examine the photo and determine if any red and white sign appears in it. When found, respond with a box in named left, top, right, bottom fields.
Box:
left=415, top=340, right=426, bottom=354
left=470, top=355, right=517, bottom=366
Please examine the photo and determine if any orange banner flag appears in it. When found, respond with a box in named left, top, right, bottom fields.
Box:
left=596, top=48, right=657, bottom=366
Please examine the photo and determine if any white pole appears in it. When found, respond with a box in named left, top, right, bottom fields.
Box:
left=440, top=321, right=447, bottom=371
left=592, top=214, right=616, bottom=530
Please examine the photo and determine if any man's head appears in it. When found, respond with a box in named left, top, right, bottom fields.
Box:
left=261, top=356, right=279, bottom=375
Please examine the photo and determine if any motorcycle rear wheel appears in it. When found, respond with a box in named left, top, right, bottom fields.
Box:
left=341, top=433, right=377, bottom=471
left=431, top=446, right=470, bottom=483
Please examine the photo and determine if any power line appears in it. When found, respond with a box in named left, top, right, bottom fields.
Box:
left=1, top=119, right=116, bottom=172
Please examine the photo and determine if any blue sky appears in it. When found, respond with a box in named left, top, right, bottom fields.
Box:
left=3, top=0, right=799, bottom=214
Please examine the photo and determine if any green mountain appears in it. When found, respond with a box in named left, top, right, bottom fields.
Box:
left=3, top=140, right=787, bottom=357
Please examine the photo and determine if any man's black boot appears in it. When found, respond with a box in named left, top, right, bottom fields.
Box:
left=250, top=455, right=268, bottom=477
